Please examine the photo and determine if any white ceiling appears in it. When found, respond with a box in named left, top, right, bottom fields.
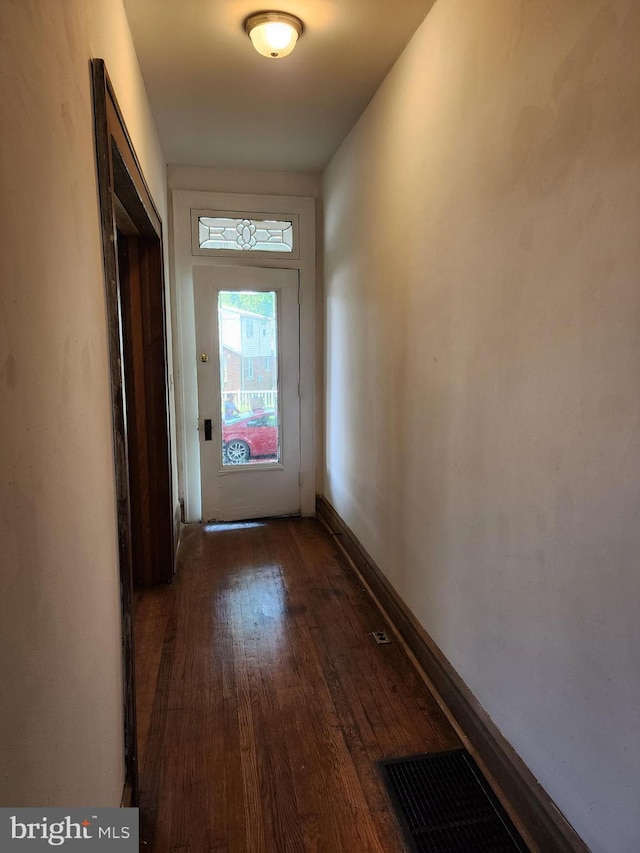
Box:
left=123, top=0, right=435, bottom=172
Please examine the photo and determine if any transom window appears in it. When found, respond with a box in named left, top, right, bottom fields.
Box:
left=191, top=208, right=299, bottom=259
left=198, top=216, right=293, bottom=253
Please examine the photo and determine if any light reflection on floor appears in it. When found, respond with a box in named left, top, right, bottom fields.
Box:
left=216, top=570, right=287, bottom=657
left=207, top=523, right=287, bottom=653
left=203, top=521, right=267, bottom=532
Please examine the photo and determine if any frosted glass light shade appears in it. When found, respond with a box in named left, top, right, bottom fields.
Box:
left=244, top=12, right=303, bottom=59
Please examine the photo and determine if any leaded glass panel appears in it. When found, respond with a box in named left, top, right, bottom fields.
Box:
left=198, top=216, right=293, bottom=253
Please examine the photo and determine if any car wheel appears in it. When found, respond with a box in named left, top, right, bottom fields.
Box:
left=224, top=439, right=250, bottom=464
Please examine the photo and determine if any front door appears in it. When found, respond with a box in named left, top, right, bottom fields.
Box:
left=194, top=265, right=301, bottom=521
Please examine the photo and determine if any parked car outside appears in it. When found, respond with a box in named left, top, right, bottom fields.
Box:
left=222, top=409, right=279, bottom=464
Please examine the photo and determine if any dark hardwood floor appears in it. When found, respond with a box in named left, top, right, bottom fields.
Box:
left=134, top=517, right=460, bottom=852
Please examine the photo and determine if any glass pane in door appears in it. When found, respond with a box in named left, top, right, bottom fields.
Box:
left=218, top=291, right=279, bottom=466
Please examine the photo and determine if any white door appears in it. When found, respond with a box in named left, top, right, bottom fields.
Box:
left=194, top=265, right=301, bottom=521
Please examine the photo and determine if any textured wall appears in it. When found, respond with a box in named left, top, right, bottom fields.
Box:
left=323, top=2, right=640, bottom=850
left=0, top=0, right=166, bottom=806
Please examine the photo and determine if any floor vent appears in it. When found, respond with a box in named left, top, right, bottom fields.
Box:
left=380, top=749, right=529, bottom=853
left=371, top=630, right=391, bottom=644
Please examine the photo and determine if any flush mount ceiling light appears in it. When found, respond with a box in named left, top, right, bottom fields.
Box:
left=244, top=11, right=304, bottom=59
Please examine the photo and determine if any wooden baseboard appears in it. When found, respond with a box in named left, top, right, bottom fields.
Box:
left=316, top=496, right=589, bottom=853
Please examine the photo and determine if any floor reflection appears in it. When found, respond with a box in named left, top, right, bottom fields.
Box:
left=204, top=521, right=267, bottom=532
left=221, top=570, right=287, bottom=658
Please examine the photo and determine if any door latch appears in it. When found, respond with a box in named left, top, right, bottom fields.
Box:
left=204, top=419, right=212, bottom=441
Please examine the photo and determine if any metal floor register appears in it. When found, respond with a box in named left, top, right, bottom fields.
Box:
left=380, top=749, right=529, bottom=853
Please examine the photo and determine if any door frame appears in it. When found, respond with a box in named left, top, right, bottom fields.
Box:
left=91, top=59, right=175, bottom=803
left=171, top=190, right=316, bottom=522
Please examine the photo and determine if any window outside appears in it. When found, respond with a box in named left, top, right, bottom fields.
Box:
left=218, top=291, right=280, bottom=466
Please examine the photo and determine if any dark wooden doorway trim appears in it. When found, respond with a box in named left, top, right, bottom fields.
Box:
left=91, top=58, right=175, bottom=804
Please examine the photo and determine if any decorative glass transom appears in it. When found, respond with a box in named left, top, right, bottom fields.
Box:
left=198, top=216, right=293, bottom=253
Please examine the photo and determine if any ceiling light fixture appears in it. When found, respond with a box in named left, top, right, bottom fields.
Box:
left=244, top=11, right=304, bottom=59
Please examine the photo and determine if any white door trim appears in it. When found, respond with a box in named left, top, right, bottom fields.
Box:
left=171, top=189, right=316, bottom=522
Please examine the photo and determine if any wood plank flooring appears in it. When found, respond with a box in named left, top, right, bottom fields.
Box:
left=134, top=517, right=460, bottom=852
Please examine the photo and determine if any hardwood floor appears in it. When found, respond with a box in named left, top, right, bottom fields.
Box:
left=134, top=517, right=460, bottom=852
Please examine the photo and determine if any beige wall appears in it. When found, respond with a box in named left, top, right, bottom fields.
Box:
left=0, top=1, right=166, bottom=805
left=168, top=165, right=321, bottom=199
left=323, top=2, right=640, bottom=850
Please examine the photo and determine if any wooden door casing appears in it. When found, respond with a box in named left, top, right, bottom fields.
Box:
left=92, top=58, right=175, bottom=804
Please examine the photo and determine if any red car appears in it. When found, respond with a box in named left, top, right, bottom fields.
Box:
left=222, top=409, right=279, bottom=464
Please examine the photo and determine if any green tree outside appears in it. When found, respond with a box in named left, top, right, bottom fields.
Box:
left=219, top=291, right=274, bottom=317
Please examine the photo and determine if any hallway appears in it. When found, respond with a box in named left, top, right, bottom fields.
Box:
left=134, top=518, right=460, bottom=851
